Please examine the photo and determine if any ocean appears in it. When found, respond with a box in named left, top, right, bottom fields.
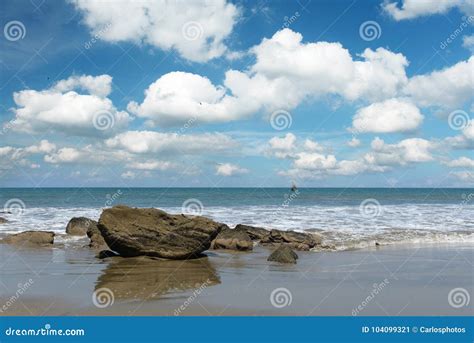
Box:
left=0, top=188, right=473, bottom=250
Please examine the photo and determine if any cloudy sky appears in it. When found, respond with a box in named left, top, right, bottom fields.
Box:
left=0, top=0, right=473, bottom=187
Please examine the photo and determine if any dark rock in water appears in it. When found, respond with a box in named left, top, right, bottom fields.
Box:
left=233, top=224, right=270, bottom=241
left=211, top=228, right=253, bottom=251
left=375, top=242, right=380, bottom=246
left=0, top=217, right=8, bottom=224
left=2, top=231, right=54, bottom=246
left=98, top=205, right=225, bottom=259
left=267, top=245, right=298, bottom=264
left=87, top=224, right=108, bottom=250
left=97, top=250, right=119, bottom=259
left=260, top=229, right=321, bottom=251
left=95, top=256, right=220, bottom=301
left=66, top=217, right=97, bottom=236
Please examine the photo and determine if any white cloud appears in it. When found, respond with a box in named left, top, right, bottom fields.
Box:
left=127, top=71, right=256, bottom=126
left=44, top=147, right=85, bottom=164
left=72, top=0, right=240, bottom=62
left=121, top=171, right=136, bottom=180
left=267, top=133, right=297, bottom=158
left=347, top=137, right=361, bottom=147
left=126, top=160, right=175, bottom=171
left=364, top=137, right=435, bottom=166
left=463, top=35, right=474, bottom=52
left=105, top=130, right=237, bottom=154
left=215, top=163, right=248, bottom=176
left=352, top=98, right=423, bottom=133
left=52, top=74, right=112, bottom=97
left=445, top=156, right=474, bottom=168
left=10, top=74, right=131, bottom=136
left=293, top=152, right=337, bottom=170
left=451, top=171, right=474, bottom=183
left=383, top=0, right=472, bottom=21
left=403, top=56, right=474, bottom=109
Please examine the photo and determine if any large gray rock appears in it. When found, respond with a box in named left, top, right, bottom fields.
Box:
left=233, top=224, right=270, bottom=241
left=86, top=224, right=108, bottom=250
left=260, top=229, right=321, bottom=251
left=211, top=228, right=253, bottom=251
left=267, top=245, right=298, bottom=264
left=2, top=231, right=54, bottom=246
left=66, top=217, right=96, bottom=236
left=98, top=205, right=226, bottom=259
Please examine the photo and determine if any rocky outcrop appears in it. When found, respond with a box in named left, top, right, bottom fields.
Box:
left=98, top=205, right=226, bottom=259
left=233, top=224, right=270, bottom=241
left=86, top=224, right=108, bottom=250
left=97, top=250, right=119, bottom=259
left=2, top=231, right=54, bottom=246
left=66, top=217, right=96, bottom=236
left=267, top=245, right=298, bottom=264
left=260, top=229, right=321, bottom=251
left=211, top=228, right=253, bottom=251
left=0, top=217, right=8, bottom=224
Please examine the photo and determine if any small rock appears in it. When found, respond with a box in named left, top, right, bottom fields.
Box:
left=97, top=250, right=119, bottom=259
left=87, top=225, right=108, bottom=250
left=261, top=229, right=321, bottom=251
left=0, top=217, right=8, bottom=224
left=212, top=228, right=253, bottom=251
left=2, top=231, right=54, bottom=246
left=267, top=245, right=298, bottom=264
left=66, top=217, right=97, bottom=236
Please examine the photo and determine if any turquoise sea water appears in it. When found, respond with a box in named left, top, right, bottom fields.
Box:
left=0, top=188, right=473, bottom=249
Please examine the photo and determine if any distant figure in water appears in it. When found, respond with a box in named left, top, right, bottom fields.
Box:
left=291, top=182, right=298, bottom=192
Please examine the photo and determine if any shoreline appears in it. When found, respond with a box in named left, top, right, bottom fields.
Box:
left=1, top=242, right=472, bottom=316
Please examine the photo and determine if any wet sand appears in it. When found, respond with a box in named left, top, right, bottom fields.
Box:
left=0, top=241, right=472, bottom=316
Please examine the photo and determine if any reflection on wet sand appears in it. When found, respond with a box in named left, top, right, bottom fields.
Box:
left=95, top=256, right=220, bottom=300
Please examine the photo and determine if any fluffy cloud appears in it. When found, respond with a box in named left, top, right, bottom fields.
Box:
left=403, top=56, right=474, bottom=109
left=10, top=75, right=130, bottom=136
left=0, top=140, right=56, bottom=169
left=127, top=72, right=256, bottom=126
left=364, top=137, right=435, bottom=166
left=444, top=156, right=474, bottom=168
left=383, top=0, right=472, bottom=20
left=126, top=160, right=175, bottom=171
left=215, top=163, right=248, bottom=176
left=347, top=137, right=361, bottom=147
left=267, top=133, right=297, bottom=158
left=463, top=35, right=474, bottom=52
left=451, top=171, right=474, bottom=183
left=72, top=0, right=240, bottom=62
left=105, top=130, right=237, bottom=154
left=352, top=98, right=423, bottom=133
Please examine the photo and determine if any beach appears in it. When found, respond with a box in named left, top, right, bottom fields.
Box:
left=1, top=241, right=472, bottom=316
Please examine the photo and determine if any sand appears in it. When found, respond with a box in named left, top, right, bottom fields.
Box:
left=0, top=241, right=472, bottom=316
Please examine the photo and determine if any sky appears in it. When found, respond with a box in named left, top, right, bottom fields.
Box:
left=0, top=0, right=473, bottom=188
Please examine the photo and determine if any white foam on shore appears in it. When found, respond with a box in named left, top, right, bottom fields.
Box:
left=0, top=204, right=472, bottom=247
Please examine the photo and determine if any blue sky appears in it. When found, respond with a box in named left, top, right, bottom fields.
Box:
left=0, top=0, right=472, bottom=187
